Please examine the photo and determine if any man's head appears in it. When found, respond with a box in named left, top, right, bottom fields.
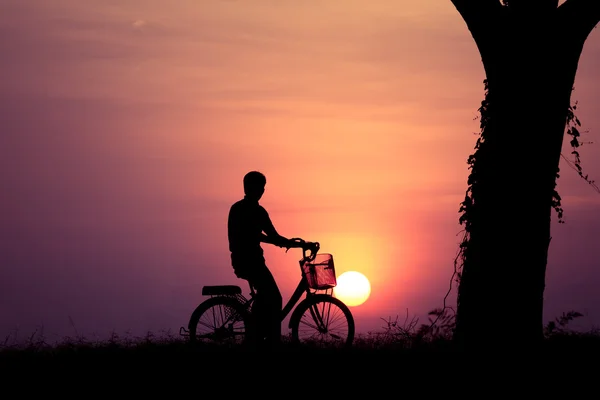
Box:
left=243, top=171, right=266, bottom=201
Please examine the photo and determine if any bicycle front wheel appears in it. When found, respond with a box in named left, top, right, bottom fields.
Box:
left=289, top=294, right=355, bottom=348
left=188, top=296, right=251, bottom=346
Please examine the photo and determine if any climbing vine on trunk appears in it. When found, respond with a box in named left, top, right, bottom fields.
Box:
left=452, top=80, right=596, bottom=286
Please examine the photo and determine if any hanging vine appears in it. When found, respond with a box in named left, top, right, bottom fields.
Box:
left=562, top=101, right=599, bottom=191
left=551, top=101, right=599, bottom=224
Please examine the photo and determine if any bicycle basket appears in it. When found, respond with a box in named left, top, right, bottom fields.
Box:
left=302, top=253, right=336, bottom=290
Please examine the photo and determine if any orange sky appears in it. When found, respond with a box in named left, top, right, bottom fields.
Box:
left=1, top=0, right=599, bottom=341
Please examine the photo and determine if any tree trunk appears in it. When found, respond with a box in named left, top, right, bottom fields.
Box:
left=454, top=79, right=571, bottom=349
left=452, top=2, right=595, bottom=350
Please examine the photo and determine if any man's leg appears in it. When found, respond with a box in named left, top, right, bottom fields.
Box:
left=233, top=263, right=262, bottom=346
left=247, top=278, right=266, bottom=345
left=250, top=265, right=282, bottom=347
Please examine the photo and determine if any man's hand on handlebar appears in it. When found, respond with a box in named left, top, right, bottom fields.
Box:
left=284, top=238, right=319, bottom=253
left=302, top=241, right=319, bottom=253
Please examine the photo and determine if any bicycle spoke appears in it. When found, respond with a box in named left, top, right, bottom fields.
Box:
left=192, top=299, right=248, bottom=345
left=295, top=297, right=352, bottom=346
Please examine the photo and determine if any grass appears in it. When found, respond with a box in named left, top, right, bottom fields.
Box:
left=2, top=323, right=599, bottom=391
left=3, top=308, right=600, bottom=357
left=3, top=308, right=600, bottom=379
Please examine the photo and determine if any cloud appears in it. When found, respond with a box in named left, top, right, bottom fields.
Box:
left=132, top=19, right=146, bottom=29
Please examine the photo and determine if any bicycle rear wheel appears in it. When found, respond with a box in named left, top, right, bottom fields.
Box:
left=188, top=297, right=251, bottom=346
left=289, top=294, right=355, bottom=348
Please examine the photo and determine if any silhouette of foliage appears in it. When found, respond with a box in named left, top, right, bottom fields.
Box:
left=419, top=308, right=456, bottom=340
left=563, top=101, right=600, bottom=192
left=375, top=307, right=456, bottom=349
left=543, top=310, right=584, bottom=337
left=553, top=100, right=600, bottom=223
left=378, top=309, right=420, bottom=345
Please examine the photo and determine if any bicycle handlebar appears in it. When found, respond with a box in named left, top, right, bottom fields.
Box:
left=287, top=237, right=320, bottom=263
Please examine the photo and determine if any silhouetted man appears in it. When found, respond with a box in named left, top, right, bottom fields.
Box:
left=228, top=170, right=314, bottom=348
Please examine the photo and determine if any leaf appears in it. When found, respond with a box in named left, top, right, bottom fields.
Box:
left=571, top=127, right=580, bottom=137
left=553, top=191, right=562, bottom=201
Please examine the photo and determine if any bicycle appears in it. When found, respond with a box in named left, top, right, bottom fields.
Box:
left=179, top=238, right=355, bottom=348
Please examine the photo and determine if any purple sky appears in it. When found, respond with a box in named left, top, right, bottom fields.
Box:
left=1, top=0, right=599, bottom=344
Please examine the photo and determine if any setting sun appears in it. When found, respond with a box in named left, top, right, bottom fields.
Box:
left=334, top=271, right=371, bottom=307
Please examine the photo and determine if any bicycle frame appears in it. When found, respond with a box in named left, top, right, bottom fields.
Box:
left=281, top=277, right=309, bottom=321
left=240, top=261, right=332, bottom=322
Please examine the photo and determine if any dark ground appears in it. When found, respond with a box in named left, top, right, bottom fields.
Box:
left=1, top=336, right=598, bottom=396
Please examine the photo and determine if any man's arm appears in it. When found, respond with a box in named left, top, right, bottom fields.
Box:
left=260, top=212, right=292, bottom=248
left=259, top=208, right=307, bottom=249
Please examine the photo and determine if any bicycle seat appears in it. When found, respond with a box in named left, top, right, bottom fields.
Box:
left=202, top=285, right=242, bottom=296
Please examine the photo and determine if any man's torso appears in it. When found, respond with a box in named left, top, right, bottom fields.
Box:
left=228, top=198, right=269, bottom=268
